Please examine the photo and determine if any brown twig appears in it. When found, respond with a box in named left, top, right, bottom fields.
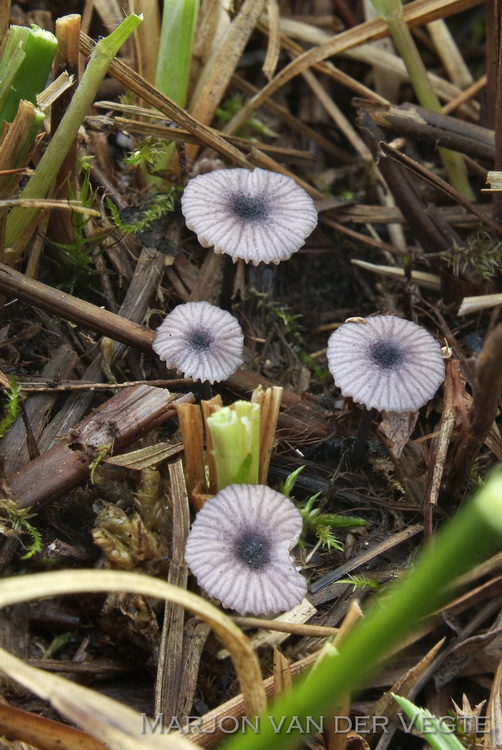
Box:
left=186, top=0, right=267, bottom=163
left=423, top=360, right=461, bottom=537
left=79, top=33, right=321, bottom=195
left=18, top=378, right=193, bottom=393
left=155, top=458, right=191, bottom=717
left=222, top=0, right=484, bottom=136
left=231, top=73, right=356, bottom=164
left=251, top=386, right=283, bottom=484
left=364, top=101, right=495, bottom=161
left=232, top=617, right=339, bottom=638
left=450, top=324, right=502, bottom=494
left=0, top=703, right=109, bottom=750
left=378, top=141, right=502, bottom=235
left=175, top=403, right=207, bottom=502
left=485, top=0, right=502, bottom=221
left=310, top=524, right=424, bottom=601
left=0, top=261, right=155, bottom=353
left=8, top=386, right=194, bottom=510
left=0, top=345, right=80, bottom=474
left=357, top=110, right=463, bottom=254
left=78, top=33, right=253, bottom=170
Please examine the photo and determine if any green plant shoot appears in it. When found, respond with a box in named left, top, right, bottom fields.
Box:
left=207, top=401, right=261, bottom=490
left=0, top=26, right=30, bottom=120
left=392, top=694, right=466, bottom=750
left=280, top=465, right=366, bottom=551
left=279, top=465, right=305, bottom=497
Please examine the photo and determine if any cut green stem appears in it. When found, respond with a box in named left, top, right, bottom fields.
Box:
left=0, top=25, right=57, bottom=126
left=207, top=401, right=261, bottom=490
left=0, top=26, right=30, bottom=121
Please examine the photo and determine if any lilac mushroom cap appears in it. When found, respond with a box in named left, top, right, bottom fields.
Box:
left=180, top=167, right=318, bottom=265
left=185, top=484, right=307, bottom=615
left=327, top=315, right=445, bottom=412
left=152, top=301, right=244, bottom=384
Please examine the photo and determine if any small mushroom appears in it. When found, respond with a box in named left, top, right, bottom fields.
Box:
left=185, top=484, right=307, bottom=615
left=327, top=315, right=445, bottom=413
left=180, top=167, right=318, bottom=265
left=152, top=301, right=244, bottom=383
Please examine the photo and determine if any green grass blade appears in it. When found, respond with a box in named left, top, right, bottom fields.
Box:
left=392, top=694, right=466, bottom=750
left=147, top=0, right=199, bottom=181
left=155, top=0, right=199, bottom=107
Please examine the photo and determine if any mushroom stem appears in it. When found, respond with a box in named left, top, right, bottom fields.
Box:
left=200, top=380, right=213, bottom=401
left=349, top=407, right=375, bottom=467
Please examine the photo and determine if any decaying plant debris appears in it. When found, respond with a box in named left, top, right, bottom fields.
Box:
left=0, top=0, right=501, bottom=749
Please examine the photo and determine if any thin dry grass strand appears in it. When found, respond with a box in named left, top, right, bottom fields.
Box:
left=0, top=569, right=267, bottom=716
left=0, top=646, right=197, bottom=750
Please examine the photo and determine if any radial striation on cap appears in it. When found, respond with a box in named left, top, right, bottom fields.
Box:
left=327, top=315, right=446, bottom=412
left=185, top=484, right=307, bottom=615
left=152, top=301, right=244, bottom=384
left=181, top=167, right=318, bottom=265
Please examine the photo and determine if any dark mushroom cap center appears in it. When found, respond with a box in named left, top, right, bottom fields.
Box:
left=368, top=339, right=405, bottom=369
left=187, top=327, right=213, bottom=352
left=234, top=529, right=271, bottom=569
left=230, top=193, right=269, bottom=221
